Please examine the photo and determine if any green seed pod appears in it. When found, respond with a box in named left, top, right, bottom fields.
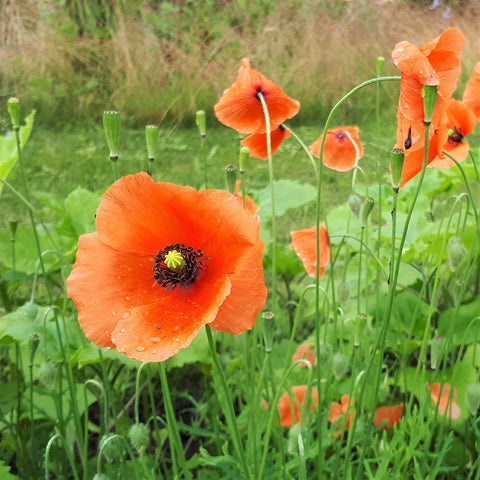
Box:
left=128, top=423, right=150, bottom=452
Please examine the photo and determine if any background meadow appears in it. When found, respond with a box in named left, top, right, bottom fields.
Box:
left=2, top=1, right=480, bottom=479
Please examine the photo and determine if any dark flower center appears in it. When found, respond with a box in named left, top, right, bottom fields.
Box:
left=335, top=131, right=346, bottom=141
left=153, top=243, right=206, bottom=290
left=255, top=85, right=266, bottom=100
left=448, top=126, right=464, bottom=144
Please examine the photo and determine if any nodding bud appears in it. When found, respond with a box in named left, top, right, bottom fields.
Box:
left=145, top=125, right=159, bottom=161
left=448, top=236, right=467, bottom=271
left=422, top=85, right=437, bottom=125
left=103, top=110, right=121, bottom=159
left=128, top=423, right=150, bottom=452
left=332, top=352, right=349, bottom=380
left=99, top=434, right=126, bottom=463
left=8, top=97, right=20, bottom=129
left=376, top=56, right=386, bottom=77
left=239, top=146, right=249, bottom=173
left=347, top=194, right=363, bottom=218
left=262, top=310, right=275, bottom=354
left=390, top=148, right=405, bottom=191
left=361, top=197, right=375, bottom=227
left=466, top=384, right=480, bottom=415
left=196, top=110, right=206, bottom=137
left=225, top=165, right=238, bottom=194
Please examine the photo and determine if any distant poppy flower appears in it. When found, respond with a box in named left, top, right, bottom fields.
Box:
left=214, top=58, right=300, bottom=135
left=309, top=126, right=364, bottom=172
left=374, top=403, right=404, bottom=430
left=278, top=385, right=319, bottom=427
left=391, top=27, right=465, bottom=186
left=240, top=126, right=291, bottom=160
left=292, top=342, right=316, bottom=367
left=429, top=98, right=476, bottom=168
left=290, top=225, right=330, bottom=279
left=463, top=62, right=480, bottom=122
left=429, top=382, right=461, bottom=419
left=67, top=173, right=267, bottom=362
left=329, top=394, right=354, bottom=439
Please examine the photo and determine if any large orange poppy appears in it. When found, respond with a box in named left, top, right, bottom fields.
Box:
left=214, top=58, right=300, bottom=135
left=392, top=28, right=465, bottom=186
left=67, top=173, right=267, bottom=362
left=373, top=403, right=404, bottom=430
left=463, top=62, right=480, bottom=121
left=240, top=126, right=291, bottom=160
left=309, top=126, right=364, bottom=172
left=429, top=382, right=461, bottom=419
left=290, top=225, right=330, bottom=279
left=278, top=385, right=319, bottom=427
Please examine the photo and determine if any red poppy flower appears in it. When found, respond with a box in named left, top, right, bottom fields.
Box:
left=214, top=58, right=300, bottom=134
left=309, top=126, right=364, bottom=172
left=429, top=382, right=461, bottom=419
left=429, top=98, right=476, bottom=168
left=329, top=394, right=355, bottom=440
left=67, top=173, right=267, bottom=362
left=290, top=225, right=330, bottom=279
left=240, top=126, right=291, bottom=160
left=391, top=28, right=465, bottom=186
left=278, top=385, right=319, bottom=427
left=463, top=62, right=480, bottom=121
left=374, top=403, right=404, bottom=430
left=292, top=342, right=316, bottom=367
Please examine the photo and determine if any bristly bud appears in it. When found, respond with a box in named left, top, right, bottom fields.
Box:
left=196, top=110, right=206, bottom=137
left=376, top=56, right=386, bottom=77
left=103, top=110, right=121, bottom=159
left=347, top=194, right=363, bottom=218
left=390, top=148, right=404, bottom=191
left=99, top=434, right=126, bottom=463
left=128, top=423, right=150, bottom=453
left=448, top=236, right=467, bottom=271
left=225, top=165, right=237, bottom=194
left=262, top=310, right=275, bottom=354
left=145, top=125, right=159, bottom=161
left=332, top=352, right=349, bottom=380
left=422, top=85, right=437, bottom=125
left=361, top=197, right=374, bottom=228
left=8, top=97, right=20, bottom=129
left=37, top=362, right=59, bottom=390
left=239, top=146, right=249, bottom=173
left=466, top=384, right=480, bottom=415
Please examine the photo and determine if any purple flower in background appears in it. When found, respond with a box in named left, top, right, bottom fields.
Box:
left=442, top=6, right=451, bottom=18
left=429, top=0, right=441, bottom=9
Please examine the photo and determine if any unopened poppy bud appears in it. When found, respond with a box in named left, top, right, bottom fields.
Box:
left=99, top=434, right=126, bottom=463
left=448, top=236, right=467, bottom=271
left=103, top=110, right=121, bottom=159
left=262, top=310, right=275, bottom=354
left=332, top=352, right=349, bottom=380
left=287, top=423, right=306, bottom=455
left=422, top=85, right=437, bottom=125
left=37, top=362, right=59, bottom=390
left=196, top=110, right=206, bottom=137
left=9, top=219, right=18, bottom=241
left=347, top=194, right=362, bottom=218
left=361, top=197, right=375, bottom=227
left=225, top=165, right=238, bottom=194
left=145, top=125, right=159, bottom=161
left=29, top=333, right=40, bottom=365
left=353, top=313, right=367, bottom=348
left=376, top=56, right=385, bottom=77
left=128, top=423, right=150, bottom=452
left=466, top=384, right=480, bottom=415
left=430, top=336, right=444, bottom=370
left=239, top=146, right=249, bottom=173
left=337, top=281, right=350, bottom=308
left=92, top=474, right=110, bottom=480
left=390, top=148, right=404, bottom=191
left=8, top=97, right=20, bottom=129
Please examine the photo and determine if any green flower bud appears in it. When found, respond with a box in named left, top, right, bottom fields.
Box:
left=196, top=110, right=206, bottom=137
left=347, top=194, right=363, bottom=218
left=448, top=236, right=467, bottom=272
left=103, top=110, right=121, bottom=159
left=422, top=85, right=437, bottom=125
left=98, top=434, right=126, bottom=463
left=262, top=310, right=275, bottom=354
left=145, top=125, right=159, bottom=161
left=92, top=474, right=110, bottom=480
left=239, top=146, right=249, bottom=173
left=332, top=352, right=349, bottom=380
left=361, top=197, right=375, bottom=228
left=128, top=423, right=150, bottom=452
left=8, top=97, right=20, bottom=129
left=390, top=148, right=405, bottom=191
left=225, top=165, right=237, bottom=194
left=37, top=362, right=59, bottom=390
left=376, top=56, right=386, bottom=77
left=466, top=384, right=480, bottom=415
left=353, top=313, right=367, bottom=348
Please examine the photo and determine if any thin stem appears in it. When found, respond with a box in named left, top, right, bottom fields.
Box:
left=282, top=124, right=318, bottom=177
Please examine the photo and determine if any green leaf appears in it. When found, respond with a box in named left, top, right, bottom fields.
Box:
left=438, top=296, right=480, bottom=346
left=0, top=461, right=17, bottom=480
left=63, top=187, right=102, bottom=237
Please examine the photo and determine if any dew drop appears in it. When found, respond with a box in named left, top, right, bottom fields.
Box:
left=124, top=296, right=130, bottom=301
left=150, top=337, right=160, bottom=343
left=397, top=46, right=404, bottom=52
left=152, top=349, right=157, bottom=354
left=173, top=326, right=180, bottom=332
left=120, top=328, right=125, bottom=333
left=175, top=338, right=180, bottom=343
left=111, top=311, right=117, bottom=316
left=122, top=312, right=130, bottom=319
left=136, top=346, right=146, bottom=352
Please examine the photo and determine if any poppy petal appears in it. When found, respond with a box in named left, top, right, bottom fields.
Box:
left=290, top=225, right=330, bottom=278
left=278, top=385, right=319, bottom=427
left=374, top=403, right=404, bottom=429
left=240, top=126, right=291, bottom=160
left=463, top=62, right=480, bottom=121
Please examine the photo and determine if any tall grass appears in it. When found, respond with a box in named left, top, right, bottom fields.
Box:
left=0, top=0, right=479, bottom=127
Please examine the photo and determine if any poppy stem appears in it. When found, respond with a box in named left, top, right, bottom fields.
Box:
left=282, top=124, right=318, bottom=177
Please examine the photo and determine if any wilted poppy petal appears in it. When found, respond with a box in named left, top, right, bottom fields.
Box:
left=290, top=225, right=330, bottom=278
left=240, top=126, right=291, bottom=160
left=374, top=403, right=404, bottom=430
left=463, top=62, right=480, bottom=121
left=278, top=385, right=319, bottom=427
left=214, top=58, right=300, bottom=134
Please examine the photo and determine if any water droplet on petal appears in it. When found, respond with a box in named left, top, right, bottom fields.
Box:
left=173, top=326, right=180, bottom=332
left=175, top=338, right=180, bottom=343
left=152, top=349, right=157, bottom=354
left=124, top=296, right=130, bottom=301
left=111, top=311, right=117, bottom=316
left=122, top=312, right=130, bottom=319
left=120, top=328, right=125, bottom=333
left=150, top=337, right=160, bottom=343
left=136, top=346, right=146, bottom=352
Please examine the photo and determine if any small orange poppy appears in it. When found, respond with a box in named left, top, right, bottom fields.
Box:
left=67, top=173, right=267, bottom=362
left=429, top=382, right=461, bottom=419
left=462, top=62, right=480, bottom=121
left=391, top=28, right=465, bottom=186
left=309, top=126, right=364, bottom=172
left=290, top=225, right=330, bottom=279
left=292, top=342, right=316, bottom=367
left=240, top=126, right=291, bottom=160
left=278, top=385, right=319, bottom=427
left=214, top=58, right=300, bottom=135
left=373, top=403, right=404, bottom=430
left=329, top=394, right=354, bottom=440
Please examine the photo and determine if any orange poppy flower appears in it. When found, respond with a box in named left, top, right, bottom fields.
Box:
left=278, top=385, right=319, bottom=427
left=309, top=126, right=364, bottom=172
left=329, top=394, right=354, bottom=440
left=391, top=28, right=465, bottom=186
left=290, top=225, right=330, bottom=279
left=429, top=98, right=476, bottom=168
left=214, top=58, right=300, bottom=134
left=374, top=403, right=404, bottom=430
left=292, top=342, right=316, bottom=367
left=462, top=62, right=480, bottom=121
left=240, top=126, right=291, bottom=160
left=429, top=382, right=461, bottom=419
left=67, top=173, right=267, bottom=362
